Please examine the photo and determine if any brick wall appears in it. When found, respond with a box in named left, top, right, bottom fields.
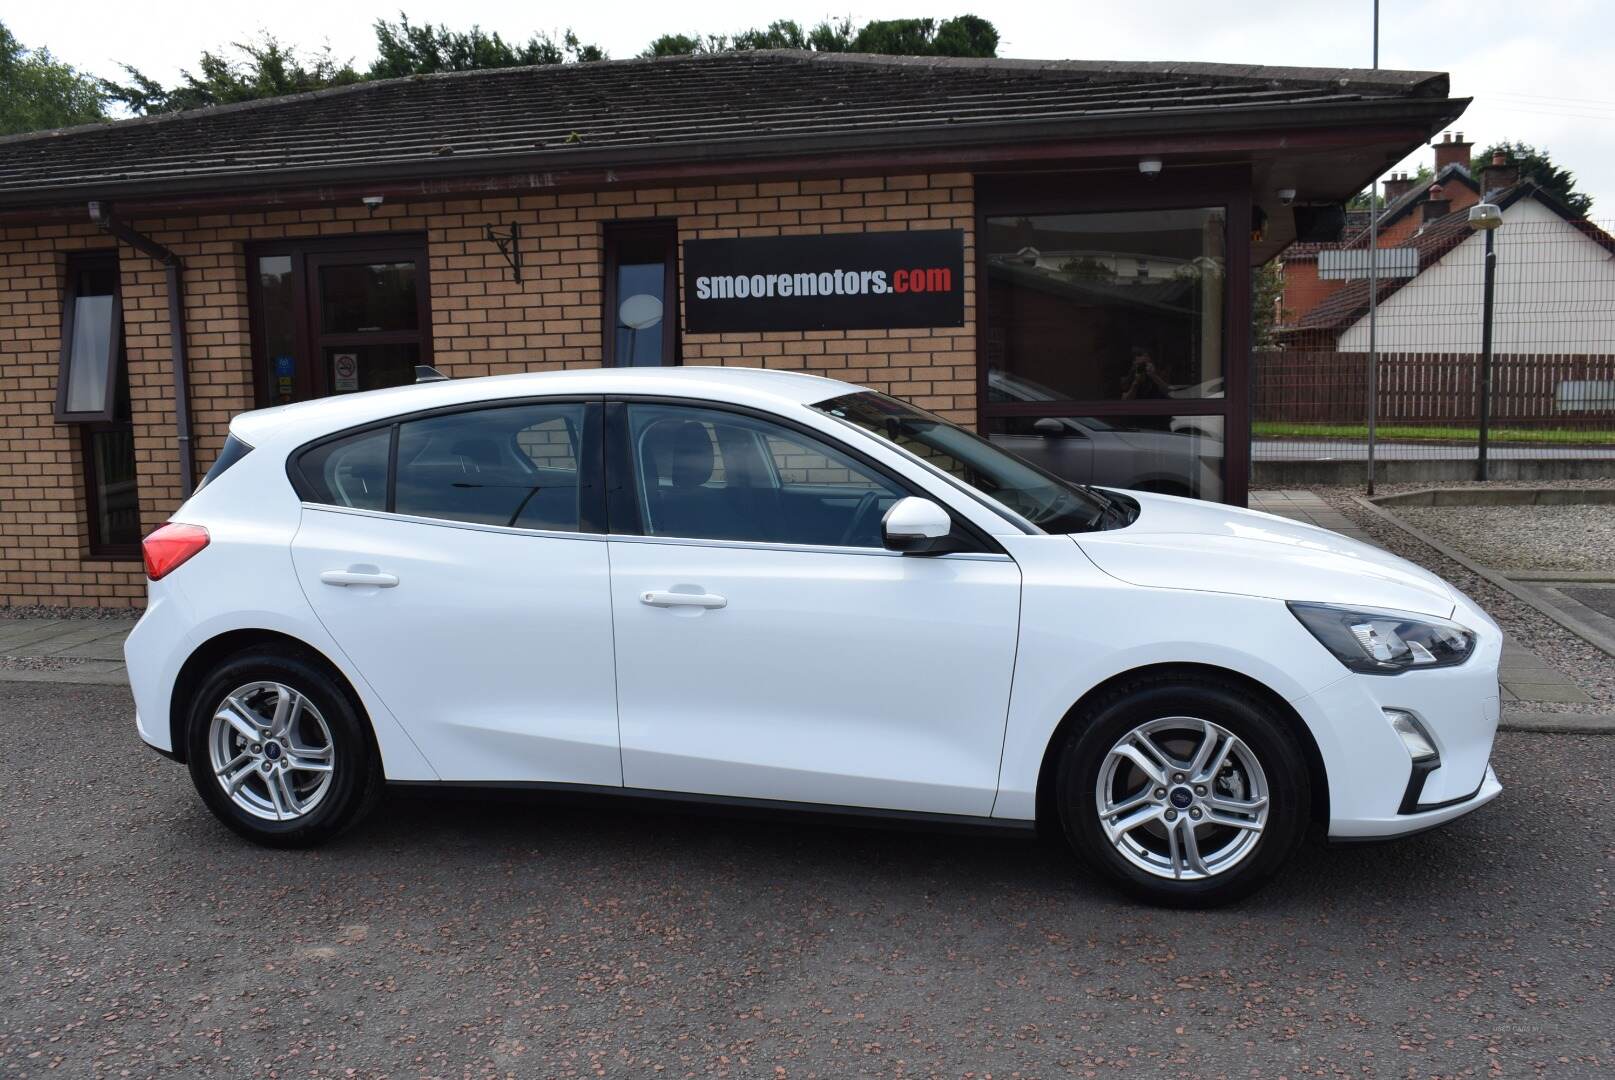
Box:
left=0, top=170, right=976, bottom=608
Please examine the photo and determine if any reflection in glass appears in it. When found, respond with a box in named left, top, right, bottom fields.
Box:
left=986, top=413, right=1224, bottom=502
left=319, top=261, right=418, bottom=333
left=983, top=208, right=1226, bottom=403
left=88, top=427, right=141, bottom=547
left=615, top=262, right=666, bottom=366
left=258, top=255, right=298, bottom=404
left=64, top=294, right=114, bottom=414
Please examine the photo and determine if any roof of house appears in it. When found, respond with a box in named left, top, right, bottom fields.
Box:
left=1281, top=180, right=1615, bottom=335
left=0, top=50, right=1463, bottom=209
left=1285, top=163, right=1481, bottom=260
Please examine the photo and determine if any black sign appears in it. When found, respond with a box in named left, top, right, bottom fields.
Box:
left=683, top=230, right=965, bottom=333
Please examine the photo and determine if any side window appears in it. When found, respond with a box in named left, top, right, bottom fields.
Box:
left=297, top=427, right=390, bottom=511
left=395, top=403, right=585, bottom=530
left=627, top=404, right=904, bottom=547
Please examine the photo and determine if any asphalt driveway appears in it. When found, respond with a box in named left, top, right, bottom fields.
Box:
left=1, top=682, right=1610, bottom=1077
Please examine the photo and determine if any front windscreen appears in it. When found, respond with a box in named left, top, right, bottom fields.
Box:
left=812, top=391, right=1114, bottom=533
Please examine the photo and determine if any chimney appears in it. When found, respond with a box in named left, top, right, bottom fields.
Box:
left=1482, top=149, right=1520, bottom=194
left=1383, top=172, right=1417, bottom=202
left=1433, top=130, right=1472, bottom=173
left=1421, top=184, right=1452, bottom=224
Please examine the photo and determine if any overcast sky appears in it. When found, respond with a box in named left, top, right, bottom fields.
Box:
left=14, top=1, right=1615, bottom=214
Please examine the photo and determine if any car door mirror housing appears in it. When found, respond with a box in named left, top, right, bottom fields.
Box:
left=882, top=496, right=956, bottom=555
left=1032, top=417, right=1066, bottom=437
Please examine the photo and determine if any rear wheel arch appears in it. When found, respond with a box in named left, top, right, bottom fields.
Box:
left=168, top=629, right=375, bottom=765
left=1032, top=663, right=1329, bottom=835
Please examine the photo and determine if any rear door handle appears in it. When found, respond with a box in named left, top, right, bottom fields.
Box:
left=320, top=569, right=400, bottom=588
left=640, top=590, right=726, bottom=609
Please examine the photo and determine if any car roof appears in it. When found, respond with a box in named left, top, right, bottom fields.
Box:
left=230, top=366, right=862, bottom=447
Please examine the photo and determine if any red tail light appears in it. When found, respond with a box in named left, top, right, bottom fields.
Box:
left=142, top=523, right=210, bottom=581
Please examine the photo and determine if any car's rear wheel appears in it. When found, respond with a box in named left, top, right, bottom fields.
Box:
left=185, top=647, right=380, bottom=847
left=1056, top=675, right=1309, bottom=907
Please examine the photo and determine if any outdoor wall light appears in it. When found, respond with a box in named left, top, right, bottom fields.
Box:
left=362, top=195, right=386, bottom=215
left=1467, top=203, right=1502, bottom=231
left=1138, top=158, right=1163, bottom=178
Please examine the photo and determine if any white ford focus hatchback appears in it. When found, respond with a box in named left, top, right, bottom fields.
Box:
left=127, top=367, right=1501, bottom=905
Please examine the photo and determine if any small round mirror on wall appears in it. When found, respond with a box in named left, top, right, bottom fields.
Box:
left=619, top=293, right=663, bottom=330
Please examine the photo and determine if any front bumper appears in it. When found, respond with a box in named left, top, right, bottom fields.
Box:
left=1293, top=620, right=1503, bottom=840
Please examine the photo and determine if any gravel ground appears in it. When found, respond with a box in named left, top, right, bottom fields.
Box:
left=1393, top=504, right=1615, bottom=574
left=0, top=606, right=140, bottom=621
left=0, top=656, right=99, bottom=672
left=1316, top=487, right=1615, bottom=713
left=2, top=682, right=1612, bottom=1078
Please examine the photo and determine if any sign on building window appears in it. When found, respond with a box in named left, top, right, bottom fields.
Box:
left=683, top=230, right=965, bottom=333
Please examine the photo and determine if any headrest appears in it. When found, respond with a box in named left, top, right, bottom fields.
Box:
left=642, top=420, right=716, bottom=489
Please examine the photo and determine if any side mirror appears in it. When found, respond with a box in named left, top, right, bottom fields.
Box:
left=882, top=496, right=955, bottom=555
left=1032, top=417, right=1066, bottom=437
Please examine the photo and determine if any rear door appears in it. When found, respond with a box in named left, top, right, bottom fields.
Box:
left=290, top=398, right=621, bottom=783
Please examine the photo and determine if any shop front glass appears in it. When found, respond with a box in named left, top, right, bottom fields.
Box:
left=983, top=207, right=1229, bottom=501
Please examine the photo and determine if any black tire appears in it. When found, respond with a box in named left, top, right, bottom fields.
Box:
left=185, top=646, right=382, bottom=848
left=1055, top=674, right=1310, bottom=908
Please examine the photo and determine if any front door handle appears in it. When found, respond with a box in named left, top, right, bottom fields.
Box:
left=320, top=569, right=400, bottom=588
left=640, top=590, right=726, bottom=609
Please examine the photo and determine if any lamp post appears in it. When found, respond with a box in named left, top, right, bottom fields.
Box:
left=1467, top=203, right=1502, bottom=480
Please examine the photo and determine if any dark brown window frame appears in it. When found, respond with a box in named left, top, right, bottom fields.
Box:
left=975, top=167, right=1253, bottom=506
left=603, top=220, right=680, bottom=367
left=245, top=233, right=433, bottom=408
left=54, top=251, right=124, bottom=423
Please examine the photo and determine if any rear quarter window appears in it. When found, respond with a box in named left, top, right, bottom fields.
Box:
left=195, top=435, right=253, bottom=493
left=294, top=427, right=391, bottom=511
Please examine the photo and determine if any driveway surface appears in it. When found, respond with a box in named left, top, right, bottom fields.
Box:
left=2, top=683, right=1610, bottom=1077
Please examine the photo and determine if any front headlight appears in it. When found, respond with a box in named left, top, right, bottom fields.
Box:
left=1287, top=602, right=1476, bottom=675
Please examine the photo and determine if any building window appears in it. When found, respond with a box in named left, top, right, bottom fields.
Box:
left=981, top=205, right=1232, bottom=503
left=55, top=256, right=123, bottom=422
left=604, top=222, right=678, bottom=367
left=248, top=236, right=431, bottom=406
left=55, top=254, right=140, bottom=556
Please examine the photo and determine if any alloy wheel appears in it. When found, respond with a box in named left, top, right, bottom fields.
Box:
left=207, top=681, right=335, bottom=822
left=1094, top=715, right=1270, bottom=881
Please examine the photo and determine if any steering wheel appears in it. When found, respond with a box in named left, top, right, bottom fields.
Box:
left=839, top=490, right=882, bottom=546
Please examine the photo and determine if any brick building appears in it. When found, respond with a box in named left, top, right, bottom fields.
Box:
left=0, top=51, right=1463, bottom=607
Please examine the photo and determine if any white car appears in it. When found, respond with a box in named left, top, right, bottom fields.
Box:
left=127, top=367, right=1502, bottom=906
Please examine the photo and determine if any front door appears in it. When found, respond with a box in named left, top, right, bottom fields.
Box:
left=606, top=401, right=1022, bottom=816
left=290, top=399, right=620, bottom=784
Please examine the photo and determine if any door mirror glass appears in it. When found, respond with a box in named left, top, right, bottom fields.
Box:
left=882, top=497, right=954, bottom=554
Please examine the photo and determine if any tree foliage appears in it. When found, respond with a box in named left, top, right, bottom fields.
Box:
left=1474, top=141, right=1592, bottom=216
left=370, top=14, right=600, bottom=77
left=13, top=10, right=1000, bottom=129
left=642, top=15, right=997, bottom=58
left=104, top=15, right=603, bottom=117
left=103, top=35, right=362, bottom=114
left=0, top=20, right=106, bottom=135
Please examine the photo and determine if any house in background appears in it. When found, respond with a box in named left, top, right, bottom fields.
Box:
left=1264, top=138, right=1615, bottom=429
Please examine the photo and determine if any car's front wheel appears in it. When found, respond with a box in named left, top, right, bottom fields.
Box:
left=1056, top=674, right=1310, bottom=907
left=185, top=647, right=381, bottom=847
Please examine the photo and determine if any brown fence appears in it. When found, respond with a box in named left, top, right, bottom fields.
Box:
left=1255, top=349, right=1615, bottom=430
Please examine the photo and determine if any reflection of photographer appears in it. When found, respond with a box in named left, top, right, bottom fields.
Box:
left=1120, top=345, right=1170, bottom=400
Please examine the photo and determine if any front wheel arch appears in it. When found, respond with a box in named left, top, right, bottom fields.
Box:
left=1032, top=663, right=1329, bottom=839
left=168, top=629, right=375, bottom=767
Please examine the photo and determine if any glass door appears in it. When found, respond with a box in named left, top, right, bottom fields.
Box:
left=249, top=237, right=431, bottom=406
